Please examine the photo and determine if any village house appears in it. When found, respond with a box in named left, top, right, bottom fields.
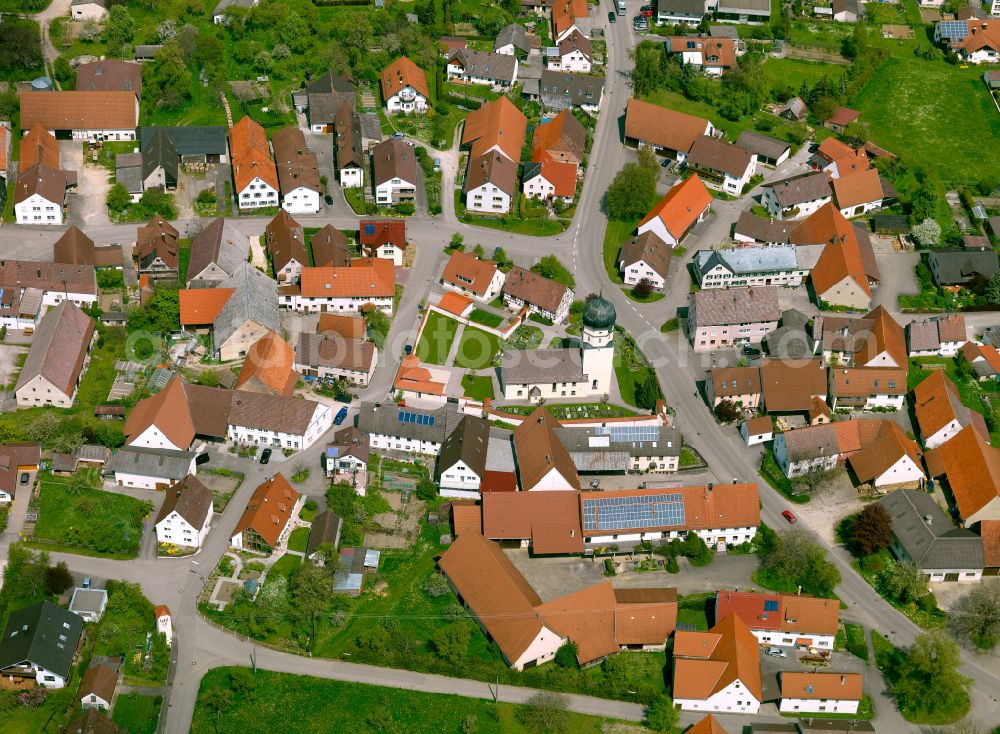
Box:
left=271, top=126, right=322, bottom=215
left=436, top=415, right=491, bottom=497
left=637, top=174, right=713, bottom=246
left=15, top=302, right=95, bottom=409
left=440, top=251, right=506, bottom=301
left=78, top=660, right=118, bottom=711
left=295, top=331, right=378, bottom=387
left=735, top=131, right=790, bottom=167
left=76, top=60, right=142, bottom=97
left=359, top=220, right=406, bottom=266
left=824, top=107, right=861, bottom=134
left=813, top=306, right=906, bottom=368
left=265, top=210, right=308, bottom=285
left=715, top=590, right=840, bottom=649
left=624, top=99, right=716, bottom=161
left=705, top=366, right=763, bottom=409
left=447, top=49, right=519, bottom=88
left=514, top=407, right=581, bottom=490
left=381, top=57, right=430, bottom=113
left=334, top=101, right=365, bottom=189
left=555, top=424, right=683, bottom=473
left=685, top=136, right=757, bottom=195
left=531, top=110, right=586, bottom=166
left=552, top=0, right=591, bottom=42
left=230, top=474, right=301, bottom=554
left=154, top=475, right=215, bottom=549
left=666, top=35, right=737, bottom=75
left=136, top=215, right=179, bottom=281
left=927, top=249, right=1000, bottom=288
left=934, top=19, right=1000, bottom=64
left=0, top=601, right=84, bottom=689
left=672, top=615, right=762, bottom=713
left=372, top=138, right=418, bottom=207
left=357, top=401, right=466, bottom=456
left=72, top=0, right=109, bottom=19
left=307, top=225, right=350, bottom=269
left=716, top=0, right=770, bottom=23
left=110, top=441, right=196, bottom=490
left=924, top=424, right=1000, bottom=526
left=913, top=370, right=988, bottom=449
left=657, top=0, right=708, bottom=24
left=832, top=168, right=884, bottom=218
left=0, top=262, right=97, bottom=330
left=278, top=258, right=395, bottom=315
left=465, top=151, right=518, bottom=214
left=495, top=23, right=531, bottom=55
left=688, top=286, right=780, bottom=353
left=907, top=314, right=967, bottom=357
left=619, top=231, right=671, bottom=290
left=502, top=266, right=573, bottom=323
left=761, top=172, right=833, bottom=220
left=20, top=91, right=138, bottom=141
left=186, top=217, right=252, bottom=287
left=522, top=155, right=576, bottom=204
left=538, top=70, right=605, bottom=112
left=234, top=330, right=298, bottom=397
left=229, top=116, right=278, bottom=211
left=960, top=341, right=1000, bottom=381
left=741, top=416, right=773, bottom=445
left=694, top=246, right=810, bottom=289
left=547, top=31, right=593, bottom=72
left=758, top=358, right=829, bottom=415
left=779, top=673, right=863, bottom=715
left=0, top=443, right=40, bottom=503
left=828, top=367, right=907, bottom=411
left=14, top=163, right=70, bottom=226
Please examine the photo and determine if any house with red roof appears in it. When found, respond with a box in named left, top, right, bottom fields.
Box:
left=715, top=590, right=840, bottom=649
left=636, top=175, right=712, bottom=246
left=278, top=258, right=395, bottom=315
left=824, top=107, right=861, bottom=134
left=672, top=614, right=762, bottom=713
left=440, top=250, right=506, bottom=302
left=230, top=473, right=301, bottom=554
left=381, top=57, right=430, bottom=114
left=359, top=220, right=407, bottom=266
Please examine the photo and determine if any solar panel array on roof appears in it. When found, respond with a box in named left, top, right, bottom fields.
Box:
left=598, top=425, right=660, bottom=443
left=764, top=599, right=779, bottom=611
left=938, top=20, right=968, bottom=40
left=364, top=224, right=375, bottom=235
left=582, top=492, right=685, bottom=531
left=399, top=410, right=435, bottom=426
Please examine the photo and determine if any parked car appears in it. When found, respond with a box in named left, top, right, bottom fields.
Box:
left=82, top=577, right=91, bottom=589
left=766, top=647, right=787, bottom=658
left=781, top=509, right=797, bottom=524
left=334, top=407, right=349, bottom=425
left=260, top=448, right=272, bottom=465
left=640, top=3, right=654, bottom=10
left=19, top=472, right=29, bottom=485
left=324, top=194, right=333, bottom=205
left=391, top=132, right=405, bottom=140
left=195, top=453, right=210, bottom=466
left=742, top=344, right=762, bottom=358
left=640, top=7, right=653, bottom=16
left=404, top=342, right=413, bottom=355
left=433, top=158, right=441, bottom=172
left=608, top=10, right=616, bottom=22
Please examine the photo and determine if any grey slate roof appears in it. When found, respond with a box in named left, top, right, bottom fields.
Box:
left=765, top=172, right=833, bottom=208
left=448, top=49, right=518, bottom=83
left=709, top=25, right=740, bottom=38
left=690, top=286, right=780, bottom=327
left=878, top=489, right=984, bottom=571
left=228, top=392, right=323, bottom=435
left=927, top=249, right=1000, bottom=285
left=306, top=510, right=342, bottom=557
left=735, top=131, right=790, bottom=162
left=107, top=446, right=195, bottom=479
left=907, top=319, right=940, bottom=353
left=555, top=426, right=681, bottom=470
left=694, top=245, right=801, bottom=277
left=540, top=70, right=604, bottom=108
left=187, top=217, right=250, bottom=283
left=140, top=127, right=179, bottom=184
left=502, top=347, right=585, bottom=385
left=140, top=126, right=228, bottom=159
left=764, top=308, right=813, bottom=359
left=308, top=92, right=353, bottom=126
left=781, top=423, right=838, bottom=462
left=0, top=601, right=84, bottom=681
left=659, top=0, right=708, bottom=12
left=734, top=211, right=797, bottom=243
left=214, top=262, right=280, bottom=351
left=115, top=152, right=143, bottom=195
left=495, top=23, right=530, bottom=53
left=435, top=415, right=490, bottom=482
left=154, top=474, right=213, bottom=528
left=357, top=401, right=463, bottom=445
left=15, top=300, right=94, bottom=397
left=306, top=70, right=356, bottom=96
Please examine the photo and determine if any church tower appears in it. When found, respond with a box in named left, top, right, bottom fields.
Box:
left=580, top=295, right=615, bottom=396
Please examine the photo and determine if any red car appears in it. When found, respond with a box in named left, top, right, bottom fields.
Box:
left=781, top=510, right=797, bottom=524
left=640, top=7, right=653, bottom=15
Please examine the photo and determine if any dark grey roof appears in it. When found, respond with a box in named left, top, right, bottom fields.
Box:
left=709, top=25, right=740, bottom=38
left=878, top=489, right=984, bottom=571
left=306, top=71, right=356, bottom=96
left=187, top=217, right=250, bottom=283
left=448, top=49, right=518, bottom=83
left=306, top=510, right=342, bottom=557
left=765, top=171, right=832, bottom=208
left=357, top=401, right=464, bottom=445
left=691, top=287, right=781, bottom=327
left=764, top=308, right=813, bottom=359
left=735, top=131, right=790, bottom=162
left=214, top=263, right=280, bottom=349
left=108, top=446, right=195, bottom=479
left=435, top=415, right=490, bottom=482
left=372, top=138, right=417, bottom=187
left=139, top=126, right=228, bottom=158
left=154, top=474, right=213, bottom=528
left=734, top=211, right=797, bottom=243
left=907, top=319, right=940, bottom=353
left=717, top=0, right=769, bottom=12
left=495, top=23, right=530, bottom=53
left=501, top=347, right=584, bottom=385
left=0, top=601, right=83, bottom=681
left=540, top=70, right=604, bottom=107
left=141, top=127, right=179, bottom=184
left=115, top=152, right=143, bottom=194
left=658, top=0, right=708, bottom=12
left=695, top=246, right=800, bottom=277
left=555, top=426, right=681, bottom=461
left=927, top=249, right=1000, bottom=285
left=134, top=45, right=162, bottom=60
left=308, top=92, right=353, bottom=126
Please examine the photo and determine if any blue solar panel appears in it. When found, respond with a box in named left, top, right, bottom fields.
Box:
left=598, top=425, right=660, bottom=443
left=764, top=600, right=779, bottom=611
left=938, top=20, right=968, bottom=40
left=582, top=493, right=686, bottom=532
left=398, top=410, right=435, bottom=426
left=364, top=224, right=375, bottom=235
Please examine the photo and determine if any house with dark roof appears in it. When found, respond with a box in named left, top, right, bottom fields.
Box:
left=555, top=425, right=682, bottom=473
left=306, top=510, right=343, bottom=563
left=502, top=265, right=574, bottom=323
left=688, top=287, right=780, bottom=353
left=0, top=601, right=84, bottom=688
left=140, top=126, right=228, bottom=168
left=136, top=215, right=179, bottom=280
left=464, top=151, right=518, bottom=214
left=76, top=60, right=142, bottom=97
left=761, top=172, right=833, bottom=220
left=447, top=49, right=519, bottom=88
left=325, top=426, right=370, bottom=481
left=495, top=23, right=531, bottom=55
left=907, top=315, right=967, bottom=358
left=357, top=401, right=466, bottom=455
left=879, top=489, right=984, bottom=582
left=115, top=152, right=144, bottom=200
left=657, top=0, right=709, bottom=24
left=619, top=231, right=671, bottom=290
left=186, top=217, right=251, bottom=287
left=15, top=301, right=95, bottom=409
left=311, top=224, right=352, bottom=268
left=154, top=474, right=214, bottom=549
left=272, top=126, right=322, bottom=214
left=927, top=249, right=999, bottom=287
left=295, top=331, right=378, bottom=387
left=686, top=136, right=757, bottom=195
left=694, top=246, right=811, bottom=289
left=293, top=70, right=355, bottom=114
left=436, top=415, right=491, bottom=497
left=334, top=102, right=365, bottom=189
left=264, top=210, right=307, bottom=284
left=108, top=446, right=197, bottom=490
left=735, top=130, right=790, bottom=166
left=538, top=70, right=605, bottom=112
left=78, top=659, right=119, bottom=711
left=372, top=138, right=418, bottom=207
left=13, top=163, right=70, bottom=226
left=305, top=92, right=353, bottom=134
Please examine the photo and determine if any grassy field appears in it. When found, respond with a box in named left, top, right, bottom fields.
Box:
left=33, top=477, right=152, bottom=558
left=614, top=330, right=660, bottom=409
left=603, top=217, right=638, bottom=286
left=112, top=693, right=162, bottom=734
left=845, top=623, right=870, bottom=662
left=416, top=312, right=459, bottom=365
left=461, top=374, right=495, bottom=401
left=851, top=56, right=1000, bottom=185
left=270, top=553, right=302, bottom=578
left=469, top=308, right=504, bottom=328
left=192, top=670, right=642, bottom=734
left=287, top=527, right=309, bottom=553
left=762, top=57, right=846, bottom=90
left=453, top=327, right=501, bottom=369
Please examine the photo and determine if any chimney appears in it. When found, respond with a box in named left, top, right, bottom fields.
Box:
left=924, top=514, right=933, bottom=525
left=840, top=675, right=846, bottom=685
left=797, top=584, right=802, bottom=595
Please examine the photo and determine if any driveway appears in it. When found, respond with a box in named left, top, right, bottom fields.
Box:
left=0, top=343, right=27, bottom=390
left=873, top=252, right=920, bottom=311
left=35, top=0, right=73, bottom=71
left=63, top=142, right=112, bottom=228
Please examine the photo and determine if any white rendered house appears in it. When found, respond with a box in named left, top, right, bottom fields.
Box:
left=154, top=476, right=214, bottom=549
left=237, top=176, right=279, bottom=211
left=281, top=184, right=321, bottom=215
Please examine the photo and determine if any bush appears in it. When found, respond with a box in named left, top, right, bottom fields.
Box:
left=421, top=572, right=451, bottom=599
left=554, top=641, right=579, bottom=669
left=396, top=202, right=415, bottom=215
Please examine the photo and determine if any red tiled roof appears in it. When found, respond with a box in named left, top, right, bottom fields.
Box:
left=229, top=115, right=278, bottom=193
left=178, top=288, right=234, bottom=325
left=232, top=473, right=300, bottom=548
left=381, top=57, right=430, bottom=102
left=440, top=251, right=499, bottom=296
left=639, top=175, right=712, bottom=240
left=298, top=258, right=394, bottom=298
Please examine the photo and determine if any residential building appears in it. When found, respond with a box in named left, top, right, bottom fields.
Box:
left=381, top=57, right=430, bottom=113
left=13, top=163, right=69, bottom=225
left=20, top=91, right=138, bottom=141
left=68, top=588, right=108, bottom=623
left=624, top=99, right=715, bottom=160
left=716, top=0, right=771, bottom=22
left=552, top=0, right=591, bottom=42
left=139, top=126, right=228, bottom=168
left=230, top=474, right=301, bottom=553
left=824, top=107, right=861, bottom=133
left=446, top=49, right=518, bottom=87
left=278, top=258, right=395, bottom=315
left=694, top=246, right=810, bottom=289
left=878, top=489, right=984, bottom=582
left=779, top=673, right=863, bottom=715
left=114, top=151, right=143, bottom=201
left=304, top=92, right=353, bottom=135
left=832, top=0, right=862, bottom=21
left=735, top=131, right=790, bottom=166
left=234, top=330, right=298, bottom=397
left=15, top=302, right=95, bottom=408
left=913, top=371, right=987, bottom=449
left=810, top=138, right=869, bottom=179
left=357, top=401, right=465, bottom=456
left=306, top=510, right=343, bottom=561
left=686, top=136, right=756, bottom=195
left=759, top=358, right=830, bottom=414
left=76, top=60, right=142, bottom=97
left=295, top=331, right=378, bottom=387
left=52, top=228, right=121, bottom=271
left=495, top=23, right=531, bottom=55
left=764, top=309, right=814, bottom=360
left=229, top=116, right=278, bottom=211
left=440, top=251, right=506, bottom=301
left=657, top=0, right=709, bottom=24
left=548, top=31, right=593, bottom=73
left=271, top=126, right=322, bottom=214
left=522, top=155, right=576, bottom=204
left=555, top=424, right=682, bottom=473
left=462, top=97, right=527, bottom=164
left=0, top=261, right=97, bottom=327
left=715, top=590, right=839, bottom=649
left=264, top=209, right=308, bottom=284
left=325, top=426, right=369, bottom=480
left=334, top=102, right=365, bottom=189
left=154, top=475, right=215, bottom=549
left=705, top=366, right=762, bottom=409
left=72, top=0, right=109, bottom=20
left=934, top=19, right=1000, bottom=63
left=293, top=70, right=355, bottom=116
left=961, top=341, right=1000, bottom=381
left=924, top=425, right=1000, bottom=525
left=906, top=315, right=966, bottom=357
left=136, top=215, right=179, bottom=280
left=108, top=446, right=197, bottom=490
left=673, top=615, right=762, bottom=713
left=637, top=175, right=712, bottom=246
left=761, top=172, right=833, bottom=220
left=372, top=138, right=418, bottom=207
left=436, top=415, right=491, bottom=497
left=538, top=70, right=604, bottom=112
left=813, top=306, right=906, bottom=368
left=356, top=221, right=404, bottom=265
left=0, top=601, right=84, bottom=688
left=465, top=149, right=518, bottom=214
left=828, top=367, right=906, bottom=410
left=502, top=265, right=573, bottom=323
left=832, top=168, right=884, bottom=218
left=186, top=217, right=251, bottom=287
left=513, top=407, right=581, bottom=490
left=0, top=443, right=40, bottom=503
left=619, top=231, right=671, bottom=290
left=124, top=376, right=196, bottom=451
left=227, top=391, right=333, bottom=450
left=318, top=313, right=367, bottom=340
left=687, top=286, right=781, bottom=352
left=79, top=661, right=118, bottom=710
left=666, top=36, right=737, bottom=75
left=311, top=224, right=352, bottom=268
left=741, top=416, right=773, bottom=445
left=927, top=249, right=999, bottom=287
left=531, top=110, right=586, bottom=165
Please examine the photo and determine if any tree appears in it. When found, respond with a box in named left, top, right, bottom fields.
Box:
left=632, top=277, right=654, bottom=299
left=415, top=477, right=436, bottom=501
left=605, top=162, right=657, bottom=221
left=714, top=399, right=741, bottom=423
left=518, top=692, right=570, bottom=734
left=554, top=641, right=580, bottom=669
left=200, top=687, right=233, bottom=716
left=421, top=572, right=451, bottom=598
left=645, top=695, right=680, bottom=732
left=289, top=563, right=329, bottom=646
left=363, top=307, right=391, bottom=349
left=147, top=40, right=192, bottom=110
left=894, top=631, right=971, bottom=722
left=876, top=560, right=928, bottom=606
left=431, top=622, right=470, bottom=664
left=635, top=373, right=661, bottom=411
left=531, top=255, right=575, bottom=289
left=107, top=183, right=131, bottom=213
left=602, top=654, right=631, bottom=694
left=43, top=561, right=74, bottom=595
left=0, top=18, right=43, bottom=73
left=129, top=288, right=180, bottom=334
left=759, top=529, right=841, bottom=598
left=912, top=218, right=942, bottom=247
left=492, top=246, right=512, bottom=271
left=849, top=503, right=893, bottom=556
left=791, top=464, right=840, bottom=496
left=104, top=5, right=137, bottom=55
left=682, top=532, right=713, bottom=565
left=985, top=272, right=1000, bottom=306
left=948, top=580, right=1000, bottom=650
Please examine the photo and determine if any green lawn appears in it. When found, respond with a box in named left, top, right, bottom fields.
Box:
left=759, top=448, right=811, bottom=504
left=453, top=327, right=501, bottom=370
left=287, top=527, right=309, bottom=553
left=602, top=217, right=638, bottom=286
left=192, top=670, right=636, bottom=734
left=461, top=374, right=495, bottom=402
left=455, top=191, right=569, bottom=236
left=112, top=693, right=162, bottom=734
left=416, top=312, right=459, bottom=365
left=762, top=57, right=846, bottom=91
left=92, top=581, right=170, bottom=686
left=270, top=553, right=302, bottom=578
left=678, top=446, right=702, bottom=468
left=32, top=477, right=152, bottom=558
left=851, top=55, right=1000, bottom=185
left=844, top=623, right=870, bottom=662
left=468, top=308, right=504, bottom=328
left=614, top=330, right=660, bottom=410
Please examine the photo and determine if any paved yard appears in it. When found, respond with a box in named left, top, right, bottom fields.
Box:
left=63, top=141, right=112, bottom=228
left=0, top=344, right=27, bottom=389
left=872, top=252, right=920, bottom=310
left=781, top=469, right=860, bottom=546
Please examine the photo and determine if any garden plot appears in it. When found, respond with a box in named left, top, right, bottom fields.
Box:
left=364, top=492, right=425, bottom=550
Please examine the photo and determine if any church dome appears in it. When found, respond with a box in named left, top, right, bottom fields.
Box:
left=582, top=296, right=616, bottom=330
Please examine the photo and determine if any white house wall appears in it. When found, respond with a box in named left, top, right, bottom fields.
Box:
left=676, top=680, right=761, bottom=713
